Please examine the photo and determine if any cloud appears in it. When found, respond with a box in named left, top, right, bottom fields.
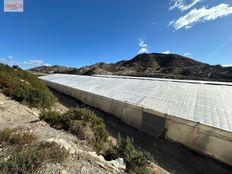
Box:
left=138, top=47, right=148, bottom=54
left=169, top=0, right=202, bottom=11
left=162, top=50, right=171, bottom=54
left=170, top=3, right=232, bottom=30
left=0, top=55, right=50, bottom=68
left=138, top=38, right=149, bottom=54
left=8, top=56, right=14, bottom=60
left=184, top=52, right=191, bottom=56
left=221, top=64, right=232, bottom=67
left=23, top=60, right=50, bottom=67
left=0, top=58, right=5, bottom=62
left=0, top=56, right=20, bottom=66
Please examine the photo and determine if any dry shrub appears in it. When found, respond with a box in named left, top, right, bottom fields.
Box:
left=0, top=128, right=68, bottom=174
left=40, top=107, right=109, bottom=152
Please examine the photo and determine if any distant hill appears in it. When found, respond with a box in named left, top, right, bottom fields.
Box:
left=30, top=53, right=232, bottom=82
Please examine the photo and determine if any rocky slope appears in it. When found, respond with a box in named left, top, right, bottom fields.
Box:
left=0, top=93, right=168, bottom=174
left=30, top=53, right=232, bottom=82
left=0, top=93, right=126, bottom=174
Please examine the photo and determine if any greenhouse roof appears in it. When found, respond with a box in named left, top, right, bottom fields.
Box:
left=40, top=74, right=232, bottom=132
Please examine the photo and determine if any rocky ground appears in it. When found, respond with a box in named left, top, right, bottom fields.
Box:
left=0, top=93, right=127, bottom=174
left=0, top=93, right=169, bottom=174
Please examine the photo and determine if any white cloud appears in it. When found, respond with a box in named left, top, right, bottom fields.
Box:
left=138, top=47, right=148, bottom=54
left=138, top=38, right=149, bottom=54
left=162, top=50, right=171, bottom=54
left=184, top=52, right=191, bottom=56
left=169, top=0, right=202, bottom=12
left=23, top=60, right=50, bottom=67
left=170, top=3, right=232, bottom=30
left=0, top=58, right=5, bottom=62
left=1, top=56, right=20, bottom=66
left=8, top=56, right=14, bottom=60
left=221, top=64, right=232, bottom=67
left=0, top=55, right=50, bottom=68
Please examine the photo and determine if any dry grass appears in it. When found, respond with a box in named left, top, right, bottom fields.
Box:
left=0, top=129, right=68, bottom=174
left=0, top=128, right=36, bottom=146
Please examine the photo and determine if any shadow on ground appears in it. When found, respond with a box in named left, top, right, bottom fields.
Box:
left=51, top=88, right=232, bottom=174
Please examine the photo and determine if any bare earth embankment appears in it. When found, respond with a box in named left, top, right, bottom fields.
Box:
left=0, top=93, right=127, bottom=174
left=0, top=93, right=168, bottom=174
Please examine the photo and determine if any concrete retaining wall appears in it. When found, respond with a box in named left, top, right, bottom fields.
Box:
left=165, top=116, right=232, bottom=166
left=42, top=79, right=232, bottom=166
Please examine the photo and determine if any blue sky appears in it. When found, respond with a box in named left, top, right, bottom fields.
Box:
left=0, top=0, right=232, bottom=69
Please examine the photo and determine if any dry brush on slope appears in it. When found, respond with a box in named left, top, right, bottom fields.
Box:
left=0, top=64, right=56, bottom=109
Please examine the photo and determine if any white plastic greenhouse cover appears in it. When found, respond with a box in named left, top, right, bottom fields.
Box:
left=40, top=74, right=232, bottom=132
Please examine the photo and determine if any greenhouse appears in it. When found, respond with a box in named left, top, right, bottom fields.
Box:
left=40, top=74, right=232, bottom=166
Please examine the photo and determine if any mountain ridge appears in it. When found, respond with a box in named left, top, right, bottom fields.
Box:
left=29, top=53, right=232, bottom=82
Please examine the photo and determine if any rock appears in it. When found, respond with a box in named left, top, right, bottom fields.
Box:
left=60, top=169, right=68, bottom=174
left=0, top=101, right=5, bottom=110
left=47, top=138, right=81, bottom=154
left=108, top=136, right=117, bottom=147
left=109, top=158, right=126, bottom=170
left=32, top=111, right=39, bottom=117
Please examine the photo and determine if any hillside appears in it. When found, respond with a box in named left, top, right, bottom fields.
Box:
left=30, top=53, right=232, bottom=82
left=0, top=65, right=163, bottom=174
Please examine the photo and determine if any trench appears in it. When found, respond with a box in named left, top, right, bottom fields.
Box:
left=50, top=88, right=232, bottom=174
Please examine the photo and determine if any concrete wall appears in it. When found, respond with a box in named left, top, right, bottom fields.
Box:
left=165, top=116, right=232, bottom=166
left=42, top=79, right=232, bottom=166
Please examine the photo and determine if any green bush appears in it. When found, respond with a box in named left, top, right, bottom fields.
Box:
left=105, top=135, right=152, bottom=174
left=40, top=108, right=109, bottom=152
left=40, top=110, right=61, bottom=127
left=0, top=64, right=56, bottom=108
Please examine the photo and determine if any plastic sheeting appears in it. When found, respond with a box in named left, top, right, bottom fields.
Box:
left=40, top=74, right=232, bottom=132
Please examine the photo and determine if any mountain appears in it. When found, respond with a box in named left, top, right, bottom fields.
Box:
left=29, top=65, right=74, bottom=74
left=30, top=53, right=232, bottom=82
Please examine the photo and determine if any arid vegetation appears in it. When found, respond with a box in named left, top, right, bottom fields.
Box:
left=104, top=135, right=152, bottom=174
left=40, top=108, right=109, bottom=152
left=40, top=108, right=152, bottom=174
left=0, top=128, right=68, bottom=174
left=0, top=64, right=56, bottom=108
left=0, top=64, right=153, bottom=173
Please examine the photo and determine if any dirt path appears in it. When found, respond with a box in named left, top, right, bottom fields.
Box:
left=50, top=89, right=232, bottom=174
